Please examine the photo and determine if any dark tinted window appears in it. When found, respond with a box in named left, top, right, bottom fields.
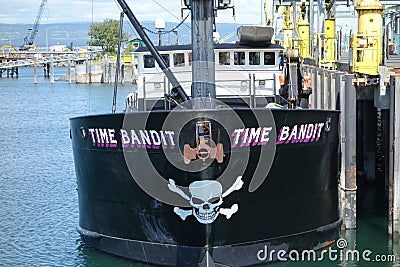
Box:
left=249, top=52, right=260, bottom=65
left=264, top=52, right=275, bottom=65
left=219, top=52, right=230, bottom=65
left=144, top=55, right=155, bottom=68
left=173, top=53, right=185, bottom=67
left=234, top=52, right=245, bottom=65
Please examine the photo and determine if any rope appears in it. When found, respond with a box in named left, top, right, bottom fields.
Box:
left=112, top=11, right=124, bottom=113
left=339, top=183, right=358, bottom=192
left=142, top=12, right=190, bottom=35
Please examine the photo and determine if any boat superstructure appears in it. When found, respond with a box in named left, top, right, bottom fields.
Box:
left=133, top=42, right=284, bottom=107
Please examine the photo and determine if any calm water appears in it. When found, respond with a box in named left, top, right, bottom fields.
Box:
left=0, top=67, right=398, bottom=267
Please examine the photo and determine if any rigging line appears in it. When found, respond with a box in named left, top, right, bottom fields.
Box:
left=112, top=12, right=124, bottom=113
left=151, top=0, right=191, bottom=30
left=113, top=0, right=190, bottom=41
left=113, top=0, right=144, bottom=40
left=142, top=12, right=191, bottom=35
left=88, top=0, right=95, bottom=114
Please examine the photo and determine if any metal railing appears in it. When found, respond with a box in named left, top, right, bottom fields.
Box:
left=129, top=73, right=277, bottom=111
left=0, top=53, right=86, bottom=69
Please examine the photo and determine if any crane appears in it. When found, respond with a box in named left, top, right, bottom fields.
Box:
left=21, top=0, right=47, bottom=50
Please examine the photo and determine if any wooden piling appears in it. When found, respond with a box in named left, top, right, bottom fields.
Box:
left=132, top=61, right=136, bottom=84
left=320, top=71, right=325, bottom=109
left=68, top=55, right=72, bottom=84
left=323, top=71, right=329, bottom=109
left=50, top=55, right=54, bottom=84
left=34, top=57, right=38, bottom=84
left=44, top=63, right=50, bottom=78
left=317, top=70, right=323, bottom=109
left=334, top=72, right=343, bottom=110
left=121, top=64, right=125, bottom=84
left=389, top=75, right=400, bottom=237
left=103, top=56, right=108, bottom=84
left=310, top=68, right=318, bottom=109
left=340, top=74, right=358, bottom=229
left=108, top=63, right=112, bottom=84
left=85, top=58, right=89, bottom=84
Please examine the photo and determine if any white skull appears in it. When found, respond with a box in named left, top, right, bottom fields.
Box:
left=189, top=180, right=223, bottom=224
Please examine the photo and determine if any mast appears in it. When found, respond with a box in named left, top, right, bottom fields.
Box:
left=186, top=0, right=216, bottom=108
left=183, top=0, right=234, bottom=108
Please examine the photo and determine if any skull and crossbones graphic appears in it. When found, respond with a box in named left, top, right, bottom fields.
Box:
left=167, top=176, right=244, bottom=224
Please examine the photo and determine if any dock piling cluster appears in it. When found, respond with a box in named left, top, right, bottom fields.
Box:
left=307, top=62, right=400, bottom=239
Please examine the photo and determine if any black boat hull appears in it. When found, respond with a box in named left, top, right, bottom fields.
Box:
left=70, top=108, right=341, bottom=266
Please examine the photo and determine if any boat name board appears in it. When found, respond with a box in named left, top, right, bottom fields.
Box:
left=87, top=122, right=326, bottom=148
left=277, top=123, right=325, bottom=144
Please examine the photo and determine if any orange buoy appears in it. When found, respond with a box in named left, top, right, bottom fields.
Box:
left=279, top=73, right=285, bottom=85
left=304, top=75, right=311, bottom=88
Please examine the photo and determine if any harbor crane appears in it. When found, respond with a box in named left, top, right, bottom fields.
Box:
left=21, top=0, right=47, bottom=50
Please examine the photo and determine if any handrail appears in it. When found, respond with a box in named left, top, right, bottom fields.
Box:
left=137, top=72, right=277, bottom=110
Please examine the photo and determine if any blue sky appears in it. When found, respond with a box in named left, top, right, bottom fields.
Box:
left=0, top=0, right=264, bottom=24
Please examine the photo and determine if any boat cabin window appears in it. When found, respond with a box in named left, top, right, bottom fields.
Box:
left=188, top=53, right=192, bottom=66
left=161, top=54, right=170, bottom=67
left=144, top=55, right=155, bottom=68
left=219, top=52, right=230, bottom=65
left=173, top=53, right=185, bottom=67
left=264, top=52, right=275, bottom=65
left=234, top=52, right=245, bottom=65
left=249, top=52, right=260, bottom=65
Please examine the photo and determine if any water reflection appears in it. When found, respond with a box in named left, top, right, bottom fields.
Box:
left=76, top=238, right=149, bottom=267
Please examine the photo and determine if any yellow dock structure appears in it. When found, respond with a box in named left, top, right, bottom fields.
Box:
left=319, top=0, right=337, bottom=69
left=283, top=6, right=293, bottom=49
left=297, top=0, right=310, bottom=59
left=352, top=0, right=384, bottom=76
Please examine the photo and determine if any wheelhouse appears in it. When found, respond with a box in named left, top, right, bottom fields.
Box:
left=131, top=43, right=285, bottom=111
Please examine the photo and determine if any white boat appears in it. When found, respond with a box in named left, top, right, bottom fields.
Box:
left=75, top=64, right=103, bottom=84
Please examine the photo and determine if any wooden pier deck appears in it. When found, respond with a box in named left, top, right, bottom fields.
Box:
left=0, top=52, right=87, bottom=70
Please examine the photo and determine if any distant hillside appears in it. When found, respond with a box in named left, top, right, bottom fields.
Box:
left=0, top=21, right=241, bottom=49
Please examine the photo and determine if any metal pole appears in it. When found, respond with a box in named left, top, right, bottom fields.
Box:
left=342, top=74, right=357, bottom=229
left=191, top=0, right=216, bottom=105
left=389, top=75, right=400, bottom=237
left=309, top=0, right=314, bottom=58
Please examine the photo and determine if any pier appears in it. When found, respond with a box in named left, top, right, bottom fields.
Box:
left=0, top=51, right=86, bottom=82
left=270, top=0, right=400, bottom=245
left=304, top=52, right=400, bottom=239
left=0, top=51, right=135, bottom=84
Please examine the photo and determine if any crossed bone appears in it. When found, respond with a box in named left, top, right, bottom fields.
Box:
left=168, top=176, right=243, bottom=220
